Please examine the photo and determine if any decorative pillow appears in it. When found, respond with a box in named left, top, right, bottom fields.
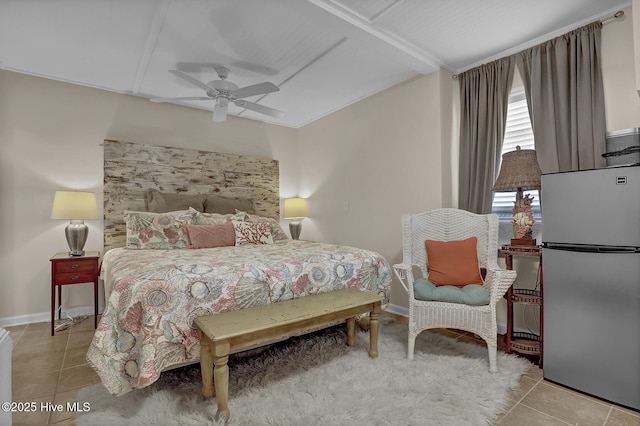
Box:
left=125, top=210, right=192, bottom=249
left=204, top=195, right=255, bottom=215
left=232, top=220, right=274, bottom=245
left=413, top=278, right=490, bottom=305
left=424, top=237, right=483, bottom=286
left=190, top=207, right=247, bottom=225
left=145, top=189, right=206, bottom=213
left=186, top=223, right=235, bottom=248
left=245, top=213, right=289, bottom=241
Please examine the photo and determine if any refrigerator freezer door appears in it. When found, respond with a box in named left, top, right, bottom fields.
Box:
left=542, top=248, right=640, bottom=410
left=541, top=166, right=640, bottom=247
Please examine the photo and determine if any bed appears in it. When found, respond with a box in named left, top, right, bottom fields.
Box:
left=87, top=140, right=392, bottom=396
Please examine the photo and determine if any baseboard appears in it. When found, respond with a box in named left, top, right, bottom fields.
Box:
left=386, top=303, right=514, bottom=336
left=385, top=303, right=408, bottom=317
left=0, top=305, right=105, bottom=328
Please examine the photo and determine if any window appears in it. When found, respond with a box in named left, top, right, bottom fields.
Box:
left=492, top=86, right=541, bottom=221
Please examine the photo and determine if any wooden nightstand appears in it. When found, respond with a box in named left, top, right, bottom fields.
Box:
left=50, top=251, right=100, bottom=336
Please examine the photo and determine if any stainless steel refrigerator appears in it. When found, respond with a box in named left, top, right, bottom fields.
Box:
left=541, top=165, right=640, bottom=410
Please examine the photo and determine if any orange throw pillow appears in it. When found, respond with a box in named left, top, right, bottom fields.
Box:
left=424, top=237, right=483, bottom=286
left=186, top=223, right=235, bottom=248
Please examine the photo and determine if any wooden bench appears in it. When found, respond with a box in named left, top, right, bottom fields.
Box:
left=194, top=288, right=382, bottom=419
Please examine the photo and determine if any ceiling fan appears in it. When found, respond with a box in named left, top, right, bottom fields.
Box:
left=150, top=66, right=284, bottom=122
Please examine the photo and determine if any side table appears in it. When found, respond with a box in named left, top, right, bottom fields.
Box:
left=50, top=251, right=100, bottom=336
left=500, top=244, right=543, bottom=367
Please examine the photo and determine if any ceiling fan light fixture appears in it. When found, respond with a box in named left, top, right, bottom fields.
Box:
left=212, top=98, right=229, bottom=122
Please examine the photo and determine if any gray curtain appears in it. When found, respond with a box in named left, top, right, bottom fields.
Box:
left=458, top=56, right=515, bottom=214
left=516, top=22, right=606, bottom=173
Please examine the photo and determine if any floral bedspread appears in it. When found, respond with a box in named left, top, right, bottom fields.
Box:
left=87, top=240, right=391, bottom=396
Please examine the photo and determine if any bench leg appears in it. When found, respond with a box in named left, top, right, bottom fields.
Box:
left=199, top=331, right=215, bottom=399
left=369, top=302, right=381, bottom=358
left=346, top=317, right=355, bottom=346
left=213, top=340, right=231, bottom=420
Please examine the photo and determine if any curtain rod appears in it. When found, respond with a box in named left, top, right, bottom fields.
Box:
left=601, top=10, right=625, bottom=25
left=452, top=10, right=625, bottom=79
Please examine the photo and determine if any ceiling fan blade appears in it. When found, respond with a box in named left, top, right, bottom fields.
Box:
left=234, top=100, right=284, bottom=118
left=168, top=69, right=212, bottom=92
left=150, top=96, right=211, bottom=103
left=212, top=101, right=229, bottom=122
left=232, top=82, right=279, bottom=99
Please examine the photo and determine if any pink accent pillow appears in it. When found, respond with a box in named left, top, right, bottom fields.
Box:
left=232, top=221, right=274, bottom=245
left=186, top=223, right=235, bottom=248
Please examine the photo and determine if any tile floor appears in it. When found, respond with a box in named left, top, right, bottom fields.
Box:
left=5, top=314, right=640, bottom=426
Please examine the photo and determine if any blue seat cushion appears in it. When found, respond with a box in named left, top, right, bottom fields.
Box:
left=413, top=278, right=490, bottom=306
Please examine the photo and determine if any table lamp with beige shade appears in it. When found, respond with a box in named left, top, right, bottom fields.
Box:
left=51, top=191, right=99, bottom=255
left=283, top=197, right=308, bottom=240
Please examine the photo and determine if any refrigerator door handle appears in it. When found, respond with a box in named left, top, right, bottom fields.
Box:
left=593, top=246, right=640, bottom=253
left=543, top=243, right=640, bottom=253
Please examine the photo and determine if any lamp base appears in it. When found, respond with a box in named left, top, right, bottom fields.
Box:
left=65, top=220, right=88, bottom=256
left=289, top=221, right=302, bottom=240
left=510, top=238, right=536, bottom=247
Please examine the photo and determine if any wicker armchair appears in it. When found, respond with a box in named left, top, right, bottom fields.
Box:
left=393, top=208, right=517, bottom=372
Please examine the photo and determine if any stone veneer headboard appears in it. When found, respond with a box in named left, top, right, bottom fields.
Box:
left=103, top=139, right=279, bottom=252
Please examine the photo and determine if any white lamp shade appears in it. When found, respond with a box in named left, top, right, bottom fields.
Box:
left=51, top=191, right=99, bottom=220
left=283, top=198, right=308, bottom=219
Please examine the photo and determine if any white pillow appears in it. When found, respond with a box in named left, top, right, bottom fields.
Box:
left=232, top=220, right=274, bottom=245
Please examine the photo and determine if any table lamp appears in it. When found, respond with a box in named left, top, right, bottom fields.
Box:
left=492, top=146, right=542, bottom=246
left=51, top=191, right=99, bottom=255
left=283, top=198, right=308, bottom=240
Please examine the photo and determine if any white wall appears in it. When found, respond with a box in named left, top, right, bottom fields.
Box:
left=601, top=6, right=640, bottom=131
left=296, top=71, right=455, bottom=309
left=0, top=70, right=299, bottom=324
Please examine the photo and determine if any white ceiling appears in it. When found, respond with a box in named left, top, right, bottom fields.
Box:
left=0, top=0, right=630, bottom=128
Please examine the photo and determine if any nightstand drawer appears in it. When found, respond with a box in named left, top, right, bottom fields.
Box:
left=55, top=272, right=96, bottom=284
left=55, top=259, right=96, bottom=273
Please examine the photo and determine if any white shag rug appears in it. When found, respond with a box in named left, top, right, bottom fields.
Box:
left=76, top=320, right=530, bottom=426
